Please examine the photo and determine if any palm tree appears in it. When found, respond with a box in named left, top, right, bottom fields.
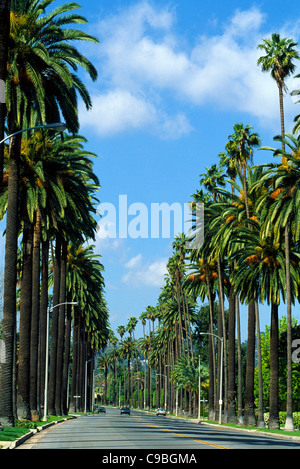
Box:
left=171, top=355, right=209, bottom=416
left=116, top=326, right=126, bottom=404
left=186, top=253, right=218, bottom=420
left=120, top=337, right=137, bottom=406
left=231, top=220, right=299, bottom=429
left=67, top=243, right=108, bottom=412
left=126, top=316, right=138, bottom=402
left=227, top=123, right=261, bottom=219
left=257, top=33, right=299, bottom=149
left=257, top=43, right=299, bottom=427
left=198, top=165, right=230, bottom=421
left=257, top=133, right=300, bottom=429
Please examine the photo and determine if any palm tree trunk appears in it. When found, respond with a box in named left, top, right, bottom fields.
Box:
left=255, top=298, right=265, bottom=428
left=17, top=221, right=33, bottom=420
left=48, top=237, right=61, bottom=415
left=30, top=210, right=41, bottom=421
left=227, top=280, right=236, bottom=423
left=55, top=239, right=67, bottom=415
left=127, top=358, right=131, bottom=406
left=278, top=84, right=285, bottom=149
left=205, top=275, right=216, bottom=420
left=277, top=81, right=294, bottom=430
left=243, top=161, right=250, bottom=220
left=244, top=301, right=256, bottom=426
left=62, top=295, right=73, bottom=415
left=0, top=131, right=22, bottom=426
left=269, top=302, right=280, bottom=429
left=39, top=239, right=49, bottom=413
left=284, top=224, right=294, bottom=430
left=236, top=296, right=243, bottom=425
left=217, top=255, right=227, bottom=422
left=69, top=312, right=79, bottom=413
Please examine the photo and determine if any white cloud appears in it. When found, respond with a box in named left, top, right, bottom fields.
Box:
left=80, top=2, right=300, bottom=137
left=124, top=253, right=142, bottom=269
left=122, top=254, right=167, bottom=287
left=80, top=89, right=193, bottom=138
left=80, top=89, right=157, bottom=136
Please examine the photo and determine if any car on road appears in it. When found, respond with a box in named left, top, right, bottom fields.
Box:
left=93, top=405, right=106, bottom=413
left=97, top=406, right=106, bottom=413
left=120, top=406, right=130, bottom=415
left=156, top=408, right=166, bottom=416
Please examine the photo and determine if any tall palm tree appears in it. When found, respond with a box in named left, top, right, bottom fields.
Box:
left=257, top=45, right=299, bottom=425
left=117, top=325, right=126, bottom=404
left=120, top=337, right=137, bottom=406
left=198, top=165, right=230, bottom=421
left=67, top=242, right=108, bottom=412
left=231, top=221, right=299, bottom=429
left=257, top=40, right=298, bottom=403
left=257, top=33, right=299, bottom=149
left=257, top=133, right=300, bottom=429
left=227, top=123, right=261, bottom=219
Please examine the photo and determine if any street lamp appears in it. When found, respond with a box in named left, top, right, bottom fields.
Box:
left=0, top=122, right=67, bottom=145
left=200, top=332, right=224, bottom=425
left=43, top=301, right=78, bottom=421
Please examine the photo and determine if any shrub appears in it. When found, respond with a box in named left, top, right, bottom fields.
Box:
left=263, top=412, right=300, bottom=429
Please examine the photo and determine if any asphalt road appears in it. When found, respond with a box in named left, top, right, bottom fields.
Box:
left=17, top=408, right=300, bottom=451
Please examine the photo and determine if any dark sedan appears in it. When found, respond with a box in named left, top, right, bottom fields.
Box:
left=120, top=406, right=130, bottom=415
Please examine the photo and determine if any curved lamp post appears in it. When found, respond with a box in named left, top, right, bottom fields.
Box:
left=0, top=122, right=67, bottom=145
left=200, top=332, right=224, bottom=424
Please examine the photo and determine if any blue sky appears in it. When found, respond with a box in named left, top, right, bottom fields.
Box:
left=2, top=0, right=300, bottom=341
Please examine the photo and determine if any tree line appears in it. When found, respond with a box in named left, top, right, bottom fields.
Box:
left=105, top=32, right=300, bottom=431
left=0, top=0, right=109, bottom=426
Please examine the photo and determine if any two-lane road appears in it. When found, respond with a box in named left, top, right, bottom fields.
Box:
left=18, top=408, right=300, bottom=450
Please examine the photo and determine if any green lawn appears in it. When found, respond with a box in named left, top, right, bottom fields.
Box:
left=0, top=426, right=30, bottom=442
left=0, top=414, right=70, bottom=444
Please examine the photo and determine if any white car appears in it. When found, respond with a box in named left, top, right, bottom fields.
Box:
left=156, top=408, right=166, bottom=416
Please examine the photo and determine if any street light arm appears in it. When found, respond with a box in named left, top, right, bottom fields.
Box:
left=200, top=331, right=223, bottom=342
left=0, top=122, right=67, bottom=145
left=48, top=301, right=78, bottom=312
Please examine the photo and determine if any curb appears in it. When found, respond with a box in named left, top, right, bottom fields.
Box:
left=0, top=416, right=76, bottom=449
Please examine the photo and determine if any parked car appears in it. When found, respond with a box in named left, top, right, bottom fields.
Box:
left=156, top=408, right=166, bottom=416
left=120, top=406, right=130, bottom=415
